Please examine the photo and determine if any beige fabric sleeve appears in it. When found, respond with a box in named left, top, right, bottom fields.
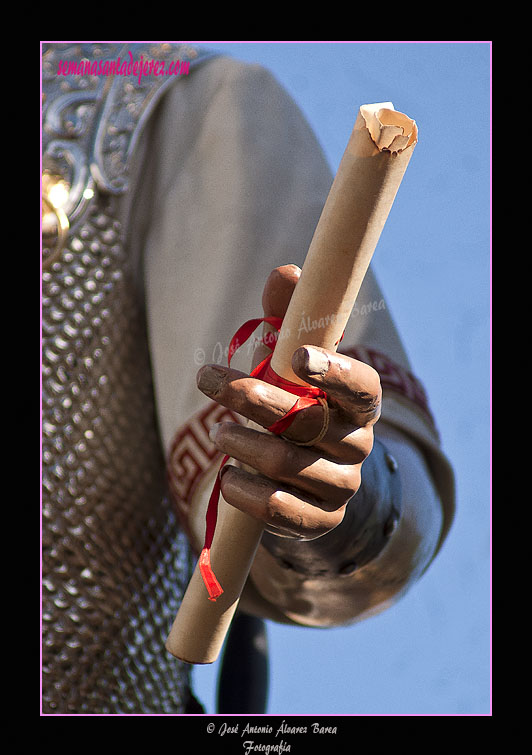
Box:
left=125, top=55, right=454, bottom=552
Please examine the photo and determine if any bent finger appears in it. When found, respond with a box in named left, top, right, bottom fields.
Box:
left=210, top=421, right=360, bottom=506
left=197, top=364, right=370, bottom=462
left=292, top=345, right=382, bottom=426
left=219, top=465, right=345, bottom=540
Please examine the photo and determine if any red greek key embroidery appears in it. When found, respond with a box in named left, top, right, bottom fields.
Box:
left=166, top=402, right=245, bottom=535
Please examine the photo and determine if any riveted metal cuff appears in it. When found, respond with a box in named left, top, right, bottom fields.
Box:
left=261, top=438, right=402, bottom=578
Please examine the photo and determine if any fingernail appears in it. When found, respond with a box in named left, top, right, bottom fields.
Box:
left=197, top=365, right=226, bottom=397
left=302, top=346, right=329, bottom=377
left=219, top=463, right=232, bottom=480
left=209, top=422, right=222, bottom=443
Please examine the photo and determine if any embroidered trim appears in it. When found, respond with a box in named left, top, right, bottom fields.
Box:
left=166, top=401, right=245, bottom=541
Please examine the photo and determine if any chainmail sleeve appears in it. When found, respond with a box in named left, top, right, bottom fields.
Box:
left=41, top=42, right=215, bottom=714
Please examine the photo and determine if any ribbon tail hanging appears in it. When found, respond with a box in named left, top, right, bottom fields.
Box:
left=198, top=316, right=328, bottom=601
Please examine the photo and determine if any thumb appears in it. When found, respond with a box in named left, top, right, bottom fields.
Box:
left=251, top=265, right=301, bottom=371
left=261, top=264, right=301, bottom=317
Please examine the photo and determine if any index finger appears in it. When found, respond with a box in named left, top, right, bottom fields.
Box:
left=292, top=345, right=382, bottom=426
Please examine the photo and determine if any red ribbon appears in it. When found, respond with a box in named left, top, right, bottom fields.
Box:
left=198, top=317, right=327, bottom=601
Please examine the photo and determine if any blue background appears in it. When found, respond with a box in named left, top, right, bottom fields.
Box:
left=190, top=41, right=491, bottom=716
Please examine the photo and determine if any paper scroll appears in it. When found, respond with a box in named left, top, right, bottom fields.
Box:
left=166, top=103, right=417, bottom=665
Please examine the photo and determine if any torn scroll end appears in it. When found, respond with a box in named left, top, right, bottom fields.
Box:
left=360, top=102, right=418, bottom=154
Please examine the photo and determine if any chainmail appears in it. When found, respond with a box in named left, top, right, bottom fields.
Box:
left=41, top=43, right=215, bottom=714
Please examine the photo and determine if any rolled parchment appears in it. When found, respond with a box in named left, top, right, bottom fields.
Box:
left=166, top=103, right=418, bottom=665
